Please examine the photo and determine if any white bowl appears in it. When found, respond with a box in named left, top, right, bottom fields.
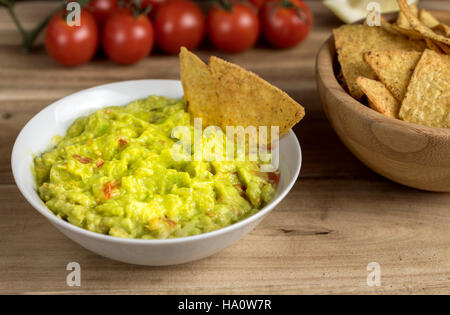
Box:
left=12, top=80, right=302, bottom=266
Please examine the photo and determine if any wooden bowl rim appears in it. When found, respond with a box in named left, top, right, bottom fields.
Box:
left=316, top=13, right=450, bottom=138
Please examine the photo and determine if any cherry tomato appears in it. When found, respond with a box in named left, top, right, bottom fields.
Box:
left=102, top=8, right=154, bottom=64
left=260, top=0, right=313, bottom=49
left=248, top=0, right=265, bottom=10
left=86, top=0, right=118, bottom=24
left=154, top=0, right=205, bottom=54
left=45, top=9, right=98, bottom=67
left=207, top=3, right=259, bottom=53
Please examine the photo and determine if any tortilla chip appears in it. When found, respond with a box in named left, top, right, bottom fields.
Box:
left=179, top=47, right=220, bottom=126
left=333, top=24, right=425, bottom=99
left=356, top=77, right=400, bottom=118
left=397, top=0, right=450, bottom=45
left=418, top=9, right=450, bottom=37
left=419, top=9, right=450, bottom=48
left=394, top=5, right=422, bottom=40
left=208, top=56, right=305, bottom=142
left=436, top=41, right=450, bottom=55
left=380, top=17, right=403, bottom=36
left=424, top=37, right=443, bottom=54
left=409, top=4, right=419, bottom=17
left=180, top=47, right=305, bottom=143
left=419, top=9, right=440, bottom=29
left=433, top=23, right=450, bottom=38
left=396, top=3, right=418, bottom=29
left=399, top=49, right=450, bottom=128
left=364, top=50, right=422, bottom=102
left=440, top=24, right=450, bottom=37
left=397, top=11, right=409, bottom=29
left=391, top=24, right=423, bottom=40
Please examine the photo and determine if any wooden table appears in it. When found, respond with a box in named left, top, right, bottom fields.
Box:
left=1, top=1, right=449, bottom=295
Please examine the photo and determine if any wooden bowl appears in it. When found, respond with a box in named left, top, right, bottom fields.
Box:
left=315, top=19, right=450, bottom=192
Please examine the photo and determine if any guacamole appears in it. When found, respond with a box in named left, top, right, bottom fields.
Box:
left=34, top=96, right=278, bottom=239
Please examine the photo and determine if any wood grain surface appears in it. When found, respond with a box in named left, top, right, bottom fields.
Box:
left=0, top=1, right=449, bottom=294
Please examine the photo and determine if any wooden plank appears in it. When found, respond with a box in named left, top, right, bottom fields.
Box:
left=1, top=181, right=449, bottom=294
left=1, top=0, right=449, bottom=295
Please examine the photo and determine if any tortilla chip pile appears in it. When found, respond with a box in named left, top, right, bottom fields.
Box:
left=179, top=48, right=305, bottom=144
left=334, top=0, right=450, bottom=128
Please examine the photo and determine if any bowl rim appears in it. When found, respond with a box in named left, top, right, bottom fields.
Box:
left=11, top=79, right=302, bottom=245
left=316, top=13, right=450, bottom=137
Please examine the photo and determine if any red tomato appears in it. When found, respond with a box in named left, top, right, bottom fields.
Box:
left=154, top=0, right=205, bottom=54
left=207, top=3, right=259, bottom=53
left=45, top=9, right=98, bottom=67
left=248, top=0, right=265, bottom=10
left=260, top=0, right=313, bottom=49
left=72, top=154, right=92, bottom=164
left=86, top=0, right=118, bottom=24
left=103, top=180, right=119, bottom=200
left=102, top=8, right=154, bottom=64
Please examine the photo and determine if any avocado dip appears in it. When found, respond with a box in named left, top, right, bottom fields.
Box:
left=34, top=96, right=279, bottom=239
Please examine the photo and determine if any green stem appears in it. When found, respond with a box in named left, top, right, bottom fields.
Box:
left=129, top=0, right=151, bottom=18
left=1, top=0, right=26, bottom=38
left=23, top=9, right=57, bottom=51
left=282, top=0, right=293, bottom=8
left=132, top=0, right=141, bottom=18
left=1, top=0, right=65, bottom=52
left=219, top=0, right=232, bottom=11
